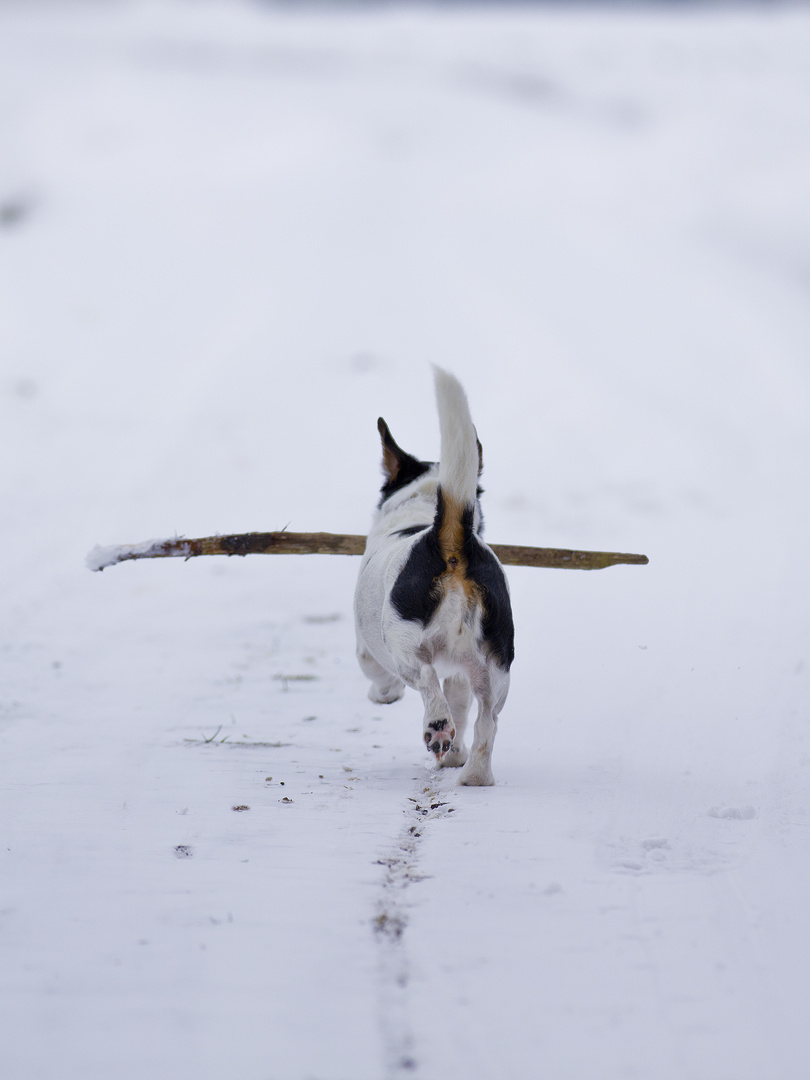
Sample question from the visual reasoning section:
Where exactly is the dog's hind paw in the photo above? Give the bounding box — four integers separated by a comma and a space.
424, 718, 456, 761
438, 744, 468, 769
457, 763, 495, 786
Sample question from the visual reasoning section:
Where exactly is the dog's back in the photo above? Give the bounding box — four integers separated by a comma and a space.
354, 368, 513, 786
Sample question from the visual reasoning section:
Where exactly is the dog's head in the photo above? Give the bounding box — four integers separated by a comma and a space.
376, 416, 485, 511
376, 418, 435, 507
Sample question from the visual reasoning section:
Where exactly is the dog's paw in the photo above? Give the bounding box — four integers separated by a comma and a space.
438, 744, 468, 769
423, 718, 456, 761
457, 762, 495, 787
368, 682, 405, 705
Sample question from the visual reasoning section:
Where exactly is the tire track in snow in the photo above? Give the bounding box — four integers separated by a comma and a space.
372, 779, 455, 1077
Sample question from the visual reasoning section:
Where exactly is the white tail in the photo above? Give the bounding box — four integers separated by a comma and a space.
433, 366, 479, 509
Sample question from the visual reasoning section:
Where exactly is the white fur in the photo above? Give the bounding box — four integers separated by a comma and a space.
354, 368, 511, 786
433, 364, 480, 509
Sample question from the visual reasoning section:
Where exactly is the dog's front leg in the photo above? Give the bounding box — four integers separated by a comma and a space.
357, 646, 405, 705
413, 664, 455, 762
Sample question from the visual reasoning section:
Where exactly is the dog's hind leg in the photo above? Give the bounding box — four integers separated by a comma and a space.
438, 674, 470, 768
413, 664, 456, 762
357, 646, 405, 704
458, 667, 510, 787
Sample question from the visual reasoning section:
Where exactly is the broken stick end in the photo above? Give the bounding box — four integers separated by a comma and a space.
86, 545, 120, 572
85, 538, 188, 572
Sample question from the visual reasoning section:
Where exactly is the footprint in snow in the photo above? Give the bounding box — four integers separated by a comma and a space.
708, 805, 757, 820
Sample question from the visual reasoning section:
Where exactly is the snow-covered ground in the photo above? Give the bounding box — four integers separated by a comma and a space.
2, 2, 810, 1077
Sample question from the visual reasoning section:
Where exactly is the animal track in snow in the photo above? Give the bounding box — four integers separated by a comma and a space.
640, 837, 671, 851
708, 804, 757, 820
372, 781, 455, 1077
607, 834, 729, 876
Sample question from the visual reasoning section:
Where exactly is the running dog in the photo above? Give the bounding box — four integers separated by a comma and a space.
354, 367, 514, 786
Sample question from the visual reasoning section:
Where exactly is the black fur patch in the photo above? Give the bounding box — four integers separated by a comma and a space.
393, 525, 431, 538
451, 502, 514, 669
464, 537, 515, 671
378, 458, 432, 507
390, 530, 446, 627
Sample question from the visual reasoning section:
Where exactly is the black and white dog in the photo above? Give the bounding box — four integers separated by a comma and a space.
354, 368, 514, 786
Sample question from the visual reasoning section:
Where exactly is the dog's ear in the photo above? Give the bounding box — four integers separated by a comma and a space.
378, 417, 420, 483
476, 433, 484, 476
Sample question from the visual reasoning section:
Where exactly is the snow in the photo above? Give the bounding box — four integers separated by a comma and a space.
2, 1, 810, 1078
85, 538, 191, 571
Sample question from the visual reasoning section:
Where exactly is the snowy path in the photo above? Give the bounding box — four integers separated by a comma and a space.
2, 3, 810, 1078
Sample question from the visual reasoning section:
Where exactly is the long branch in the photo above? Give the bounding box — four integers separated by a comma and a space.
87, 531, 648, 572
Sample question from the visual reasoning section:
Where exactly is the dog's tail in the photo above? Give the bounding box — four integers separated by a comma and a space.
433, 366, 481, 567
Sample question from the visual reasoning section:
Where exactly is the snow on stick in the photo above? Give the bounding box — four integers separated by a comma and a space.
86, 531, 648, 572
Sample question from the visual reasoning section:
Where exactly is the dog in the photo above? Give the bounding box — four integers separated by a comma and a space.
354, 367, 514, 786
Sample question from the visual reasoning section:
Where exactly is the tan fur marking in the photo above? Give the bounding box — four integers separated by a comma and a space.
438, 492, 480, 605
380, 441, 400, 482
438, 493, 466, 560
377, 419, 401, 481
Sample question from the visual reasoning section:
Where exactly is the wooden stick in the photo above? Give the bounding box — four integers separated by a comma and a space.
490, 543, 648, 571
87, 531, 648, 573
